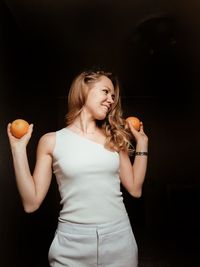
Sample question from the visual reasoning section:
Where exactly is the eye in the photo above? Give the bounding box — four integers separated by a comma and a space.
111, 94, 115, 101
102, 89, 109, 94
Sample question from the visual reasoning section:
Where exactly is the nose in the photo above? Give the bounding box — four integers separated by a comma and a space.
107, 94, 114, 104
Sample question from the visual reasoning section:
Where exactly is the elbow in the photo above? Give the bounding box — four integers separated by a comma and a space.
130, 188, 142, 198
23, 202, 40, 213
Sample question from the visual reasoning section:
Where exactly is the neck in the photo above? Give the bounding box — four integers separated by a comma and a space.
73, 115, 97, 135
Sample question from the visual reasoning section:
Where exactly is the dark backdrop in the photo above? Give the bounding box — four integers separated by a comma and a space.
1, 0, 200, 266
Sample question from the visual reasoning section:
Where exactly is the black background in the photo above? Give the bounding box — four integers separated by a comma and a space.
0, 0, 200, 266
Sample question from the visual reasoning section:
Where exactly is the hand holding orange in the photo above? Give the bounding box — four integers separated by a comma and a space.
126, 116, 141, 131
10, 119, 30, 138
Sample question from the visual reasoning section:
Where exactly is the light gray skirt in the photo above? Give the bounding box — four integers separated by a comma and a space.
48, 217, 138, 267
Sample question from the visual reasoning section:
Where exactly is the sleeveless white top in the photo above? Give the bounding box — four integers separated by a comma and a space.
52, 128, 128, 224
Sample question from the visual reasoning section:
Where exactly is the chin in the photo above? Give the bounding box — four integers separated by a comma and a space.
95, 113, 107, 121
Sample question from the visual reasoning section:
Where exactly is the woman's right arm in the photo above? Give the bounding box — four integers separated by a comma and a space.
7, 123, 55, 213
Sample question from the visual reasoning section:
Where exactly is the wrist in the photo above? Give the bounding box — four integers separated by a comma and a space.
135, 143, 148, 152
11, 144, 27, 154
135, 151, 148, 156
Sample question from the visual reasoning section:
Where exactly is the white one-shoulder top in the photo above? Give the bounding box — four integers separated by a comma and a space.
52, 128, 128, 224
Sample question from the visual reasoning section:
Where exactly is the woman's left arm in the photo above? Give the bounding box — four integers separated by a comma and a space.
119, 121, 148, 198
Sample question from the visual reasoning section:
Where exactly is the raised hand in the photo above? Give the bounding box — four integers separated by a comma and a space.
126, 120, 148, 145
7, 123, 34, 149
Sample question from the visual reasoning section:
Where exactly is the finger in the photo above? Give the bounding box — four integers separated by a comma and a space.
126, 119, 134, 129
27, 124, 34, 134
20, 124, 33, 141
7, 123, 11, 133
140, 122, 143, 130
7, 123, 19, 142
139, 121, 145, 133
7, 123, 13, 138
128, 121, 139, 134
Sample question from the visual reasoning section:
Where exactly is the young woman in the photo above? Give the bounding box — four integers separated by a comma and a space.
7, 70, 148, 267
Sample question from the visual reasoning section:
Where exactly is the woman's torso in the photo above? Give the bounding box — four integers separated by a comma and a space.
52, 127, 128, 224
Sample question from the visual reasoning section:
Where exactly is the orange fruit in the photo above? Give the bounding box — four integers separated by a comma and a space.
126, 116, 141, 131
10, 119, 29, 138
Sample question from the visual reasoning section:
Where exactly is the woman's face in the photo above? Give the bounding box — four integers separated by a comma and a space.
83, 75, 115, 120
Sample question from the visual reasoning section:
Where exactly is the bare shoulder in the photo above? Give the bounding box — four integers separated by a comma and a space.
37, 132, 56, 155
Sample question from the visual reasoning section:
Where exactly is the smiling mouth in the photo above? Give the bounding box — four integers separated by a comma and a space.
101, 105, 109, 112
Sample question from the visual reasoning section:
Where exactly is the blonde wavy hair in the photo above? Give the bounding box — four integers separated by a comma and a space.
65, 70, 134, 154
